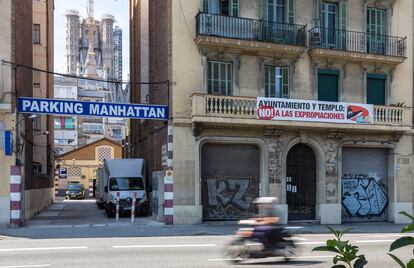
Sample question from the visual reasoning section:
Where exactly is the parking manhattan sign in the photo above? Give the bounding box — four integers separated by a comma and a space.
17, 97, 168, 120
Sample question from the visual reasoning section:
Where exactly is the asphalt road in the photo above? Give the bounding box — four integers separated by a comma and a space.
0, 233, 411, 268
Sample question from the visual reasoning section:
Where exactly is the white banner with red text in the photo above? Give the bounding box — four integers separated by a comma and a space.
257, 97, 374, 124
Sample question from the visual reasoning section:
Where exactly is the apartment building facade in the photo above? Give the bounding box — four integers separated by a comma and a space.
0, 0, 54, 226
131, 0, 413, 224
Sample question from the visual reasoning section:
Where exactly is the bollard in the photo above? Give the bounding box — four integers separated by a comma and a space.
131, 193, 136, 224
115, 192, 120, 222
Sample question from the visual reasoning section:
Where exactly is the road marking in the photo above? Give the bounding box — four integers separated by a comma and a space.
112, 244, 216, 249
0, 265, 51, 268
354, 239, 394, 243
208, 255, 334, 261
0, 246, 87, 252
292, 237, 308, 241
296, 241, 325, 245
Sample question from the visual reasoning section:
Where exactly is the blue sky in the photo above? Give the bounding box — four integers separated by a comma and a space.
54, 0, 129, 80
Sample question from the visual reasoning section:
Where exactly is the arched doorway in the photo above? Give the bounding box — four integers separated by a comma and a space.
286, 144, 316, 221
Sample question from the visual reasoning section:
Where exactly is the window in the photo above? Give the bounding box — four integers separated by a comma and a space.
208, 61, 233, 95
367, 74, 386, 105
321, 2, 337, 48
265, 66, 289, 98
33, 24, 41, 44
33, 162, 42, 174
262, 0, 295, 24
109, 177, 145, 191
96, 146, 113, 161
54, 117, 75, 130
318, 69, 339, 102
203, 0, 239, 16
111, 128, 122, 138
54, 139, 76, 145
367, 8, 386, 55
83, 123, 103, 134
268, 0, 285, 23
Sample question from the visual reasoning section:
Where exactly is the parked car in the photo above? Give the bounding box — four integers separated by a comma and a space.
65, 184, 85, 199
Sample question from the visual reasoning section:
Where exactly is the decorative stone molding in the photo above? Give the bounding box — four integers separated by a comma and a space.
392, 132, 403, 143
192, 123, 202, 138
263, 127, 283, 138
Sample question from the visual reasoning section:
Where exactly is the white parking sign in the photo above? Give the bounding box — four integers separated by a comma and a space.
59, 167, 67, 178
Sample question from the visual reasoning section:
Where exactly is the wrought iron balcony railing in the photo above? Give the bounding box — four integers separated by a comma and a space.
196, 12, 307, 47
309, 26, 406, 57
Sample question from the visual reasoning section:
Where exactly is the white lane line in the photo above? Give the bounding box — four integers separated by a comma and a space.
112, 244, 216, 249
0, 265, 51, 268
354, 239, 394, 243
296, 239, 394, 245
292, 237, 308, 241
208, 255, 334, 261
0, 246, 87, 252
296, 241, 325, 245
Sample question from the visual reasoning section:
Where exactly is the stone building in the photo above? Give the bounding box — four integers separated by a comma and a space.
61, 9, 128, 148
0, 0, 54, 226
55, 138, 122, 197
130, 0, 413, 224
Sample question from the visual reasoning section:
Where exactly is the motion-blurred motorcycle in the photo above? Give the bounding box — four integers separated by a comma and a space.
225, 197, 296, 263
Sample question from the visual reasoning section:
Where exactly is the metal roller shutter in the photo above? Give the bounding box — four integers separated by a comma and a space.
342, 148, 388, 222
201, 143, 260, 221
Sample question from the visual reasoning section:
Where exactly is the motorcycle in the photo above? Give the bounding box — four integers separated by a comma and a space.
225, 197, 297, 264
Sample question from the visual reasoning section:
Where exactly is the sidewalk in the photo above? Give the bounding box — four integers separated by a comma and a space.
0, 220, 408, 240
0, 199, 408, 239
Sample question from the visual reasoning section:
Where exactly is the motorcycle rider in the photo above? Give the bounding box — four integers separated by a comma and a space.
249, 197, 283, 250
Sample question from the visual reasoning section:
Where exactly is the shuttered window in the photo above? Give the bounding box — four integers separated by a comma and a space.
338, 1, 347, 49
262, 0, 294, 24
208, 61, 233, 96
265, 66, 289, 98
33, 24, 41, 44
318, 69, 339, 102
367, 7, 386, 54
367, 73, 386, 105
317, 1, 347, 49
203, 0, 239, 16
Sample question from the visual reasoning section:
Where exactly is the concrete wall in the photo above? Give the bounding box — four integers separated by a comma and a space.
24, 188, 54, 220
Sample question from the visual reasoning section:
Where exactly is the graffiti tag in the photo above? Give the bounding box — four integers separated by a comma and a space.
207, 178, 253, 210
205, 178, 256, 219
342, 175, 388, 217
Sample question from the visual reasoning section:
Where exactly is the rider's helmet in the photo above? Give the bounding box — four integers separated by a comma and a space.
253, 197, 279, 217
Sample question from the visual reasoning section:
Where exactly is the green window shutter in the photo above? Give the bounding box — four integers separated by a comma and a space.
367, 74, 386, 105
315, 0, 321, 26
318, 70, 339, 102
208, 61, 233, 96
202, 0, 208, 12
265, 66, 290, 98
285, 0, 294, 24
262, 0, 269, 21
338, 1, 347, 49
339, 2, 347, 30
230, 0, 239, 17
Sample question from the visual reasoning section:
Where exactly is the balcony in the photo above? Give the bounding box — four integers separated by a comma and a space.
195, 13, 306, 58
308, 27, 406, 66
191, 94, 411, 133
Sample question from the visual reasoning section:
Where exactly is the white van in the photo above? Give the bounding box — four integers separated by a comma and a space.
96, 159, 147, 218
